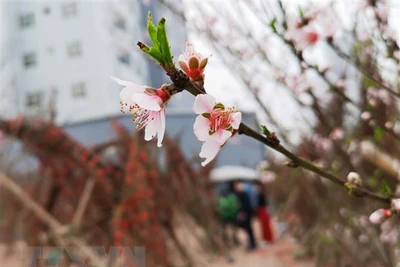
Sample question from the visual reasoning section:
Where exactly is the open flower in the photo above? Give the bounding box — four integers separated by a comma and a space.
193, 94, 241, 166
112, 77, 170, 147
369, 209, 392, 225
178, 42, 208, 81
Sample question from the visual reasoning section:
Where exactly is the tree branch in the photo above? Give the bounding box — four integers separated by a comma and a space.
0, 172, 106, 267
162, 67, 391, 205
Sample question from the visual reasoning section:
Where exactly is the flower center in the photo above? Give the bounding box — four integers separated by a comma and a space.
209, 108, 236, 134
120, 101, 151, 130
306, 31, 319, 44
155, 88, 171, 104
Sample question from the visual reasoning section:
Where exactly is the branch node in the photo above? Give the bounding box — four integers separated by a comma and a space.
284, 160, 299, 168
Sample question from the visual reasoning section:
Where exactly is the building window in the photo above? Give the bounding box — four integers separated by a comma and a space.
67, 41, 81, 57
62, 2, 77, 18
71, 82, 86, 98
43, 7, 51, 15
118, 52, 130, 66
26, 91, 43, 109
23, 52, 37, 68
19, 13, 35, 29
114, 16, 126, 31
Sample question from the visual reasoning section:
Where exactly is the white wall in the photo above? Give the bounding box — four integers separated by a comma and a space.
0, 1, 150, 124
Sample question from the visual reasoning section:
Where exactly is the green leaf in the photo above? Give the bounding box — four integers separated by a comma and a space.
140, 46, 164, 64
147, 12, 160, 49
362, 76, 378, 88
269, 18, 277, 33
382, 181, 393, 197
320, 234, 335, 244
373, 126, 384, 142
298, 7, 304, 20
367, 176, 378, 188
157, 17, 173, 68
261, 125, 271, 136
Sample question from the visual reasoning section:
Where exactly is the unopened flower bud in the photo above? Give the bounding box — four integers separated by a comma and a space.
384, 121, 393, 129
391, 198, 400, 212
361, 111, 371, 121
178, 42, 209, 82
330, 127, 344, 141
369, 209, 392, 224
368, 120, 376, 127
347, 172, 362, 186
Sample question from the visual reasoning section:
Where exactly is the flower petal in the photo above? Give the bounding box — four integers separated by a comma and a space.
179, 61, 189, 73
133, 93, 162, 111
231, 112, 242, 129
111, 77, 145, 93
119, 87, 138, 106
193, 94, 215, 114
157, 109, 166, 147
199, 139, 221, 166
193, 115, 210, 142
144, 111, 159, 141
214, 129, 232, 144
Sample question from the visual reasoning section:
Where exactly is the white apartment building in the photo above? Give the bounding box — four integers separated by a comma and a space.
0, 1, 151, 124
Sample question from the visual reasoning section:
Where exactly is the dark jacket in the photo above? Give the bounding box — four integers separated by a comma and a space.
235, 191, 253, 217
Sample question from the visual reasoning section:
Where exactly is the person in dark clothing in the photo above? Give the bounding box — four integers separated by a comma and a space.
231, 181, 257, 251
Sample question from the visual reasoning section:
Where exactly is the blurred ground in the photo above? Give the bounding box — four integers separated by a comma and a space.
207, 236, 314, 267
205, 219, 314, 267
0, 217, 315, 267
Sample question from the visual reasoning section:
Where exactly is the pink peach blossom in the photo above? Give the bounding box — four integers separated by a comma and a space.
330, 127, 345, 141
193, 94, 241, 166
112, 77, 170, 147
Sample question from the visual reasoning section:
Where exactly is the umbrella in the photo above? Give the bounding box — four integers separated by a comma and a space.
210, 165, 260, 183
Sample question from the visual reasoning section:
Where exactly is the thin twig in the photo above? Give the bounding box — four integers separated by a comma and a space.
71, 176, 96, 228
162, 68, 391, 205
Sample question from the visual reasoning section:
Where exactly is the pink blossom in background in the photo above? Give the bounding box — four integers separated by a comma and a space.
292, 26, 321, 50
385, 121, 393, 129
335, 79, 345, 88
369, 209, 392, 224
330, 127, 345, 141
314, 136, 333, 152
260, 171, 277, 184
193, 94, 242, 166
112, 77, 170, 147
285, 74, 309, 94
367, 87, 391, 105
380, 221, 397, 244
391, 199, 400, 212
361, 111, 372, 121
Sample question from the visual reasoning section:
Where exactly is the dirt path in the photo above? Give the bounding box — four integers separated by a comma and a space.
207, 236, 314, 267
205, 220, 315, 267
